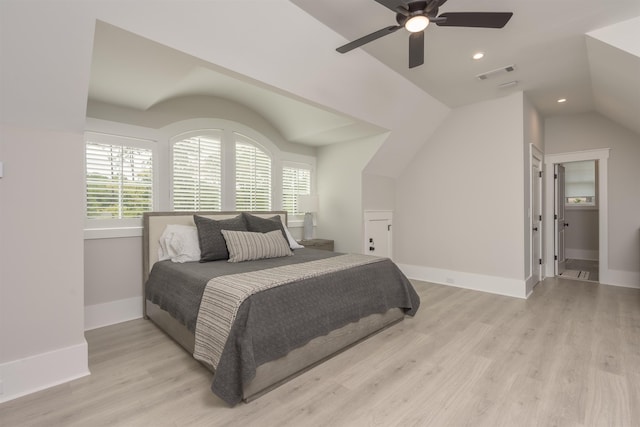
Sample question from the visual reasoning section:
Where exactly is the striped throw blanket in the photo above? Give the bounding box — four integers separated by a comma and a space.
193, 253, 384, 370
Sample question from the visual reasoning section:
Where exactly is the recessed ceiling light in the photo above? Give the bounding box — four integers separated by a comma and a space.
473, 52, 484, 60
557, 98, 567, 103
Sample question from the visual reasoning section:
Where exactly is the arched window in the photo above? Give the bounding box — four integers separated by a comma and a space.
172, 131, 222, 211
85, 117, 315, 238
234, 132, 272, 211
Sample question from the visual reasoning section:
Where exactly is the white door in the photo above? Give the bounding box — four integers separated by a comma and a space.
532, 159, 542, 284
364, 211, 392, 258
554, 164, 567, 275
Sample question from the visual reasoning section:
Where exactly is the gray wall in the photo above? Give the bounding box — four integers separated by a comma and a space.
84, 237, 143, 306
564, 209, 599, 260
545, 112, 640, 280
362, 173, 396, 212
394, 93, 527, 289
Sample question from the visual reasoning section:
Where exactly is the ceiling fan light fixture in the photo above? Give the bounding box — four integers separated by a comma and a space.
405, 15, 429, 33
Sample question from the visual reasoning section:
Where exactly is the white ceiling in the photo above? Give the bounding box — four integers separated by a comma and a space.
89, 22, 386, 146
88, 0, 640, 144
292, 0, 640, 131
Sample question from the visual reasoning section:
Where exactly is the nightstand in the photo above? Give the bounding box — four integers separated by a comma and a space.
298, 238, 334, 251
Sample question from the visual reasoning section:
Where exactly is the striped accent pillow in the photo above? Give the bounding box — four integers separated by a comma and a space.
221, 229, 293, 263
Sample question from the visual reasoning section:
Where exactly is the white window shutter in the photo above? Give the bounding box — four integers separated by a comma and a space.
86, 141, 153, 219
172, 134, 222, 211
282, 166, 311, 215
235, 134, 272, 211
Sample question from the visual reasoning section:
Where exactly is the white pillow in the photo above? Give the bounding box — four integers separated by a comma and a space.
283, 224, 304, 249
158, 224, 201, 263
221, 229, 293, 263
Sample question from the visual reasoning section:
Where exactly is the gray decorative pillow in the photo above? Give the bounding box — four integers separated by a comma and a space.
242, 212, 288, 242
194, 215, 247, 262
221, 229, 293, 263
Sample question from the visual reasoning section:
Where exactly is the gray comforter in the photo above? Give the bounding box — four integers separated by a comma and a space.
145, 248, 420, 405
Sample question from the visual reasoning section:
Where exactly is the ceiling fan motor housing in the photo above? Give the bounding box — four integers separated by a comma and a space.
396, 0, 436, 26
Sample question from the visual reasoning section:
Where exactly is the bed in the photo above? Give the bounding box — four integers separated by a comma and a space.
143, 211, 420, 406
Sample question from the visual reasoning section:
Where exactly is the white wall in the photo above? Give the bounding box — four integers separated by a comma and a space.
395, 93, 528, 298
0, 0, 93, 402
0, 0, 448, 401
88, 96, 316, 158
545, 112, 640, 287
0, 127, 89, 402
316, 136, 385, 253
362, 173, 396, 212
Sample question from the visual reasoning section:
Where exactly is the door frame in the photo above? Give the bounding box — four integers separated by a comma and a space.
554, 163, 567, 275
530, 144, 544, 287
544, 149, 610, 282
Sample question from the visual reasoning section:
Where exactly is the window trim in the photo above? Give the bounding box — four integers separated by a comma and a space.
563, 160, 598, 209
170, 129, 224, 212
84, 118, 316, 239
234, 132, 273, 211
282, 161, 314, 225
84, 130, 157, 239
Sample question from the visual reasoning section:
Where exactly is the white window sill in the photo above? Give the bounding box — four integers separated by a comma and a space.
86, 219, 307, 240
84, 227, 143, 240
565, 205, 598, 211
287, 219, 304, 228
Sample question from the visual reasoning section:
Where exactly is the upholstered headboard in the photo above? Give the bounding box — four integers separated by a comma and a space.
142, 211, 288, 283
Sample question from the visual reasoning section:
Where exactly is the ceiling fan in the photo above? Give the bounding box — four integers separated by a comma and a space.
336, 0, 513, 68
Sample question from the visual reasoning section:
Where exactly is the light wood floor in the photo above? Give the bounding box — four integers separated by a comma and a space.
2, 277, 639, 427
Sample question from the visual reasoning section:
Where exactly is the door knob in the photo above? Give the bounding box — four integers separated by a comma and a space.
533, 227, 538, 231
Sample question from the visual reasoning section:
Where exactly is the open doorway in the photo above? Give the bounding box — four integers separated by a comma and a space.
544, 149, 610, 284
556, 160, 599, 281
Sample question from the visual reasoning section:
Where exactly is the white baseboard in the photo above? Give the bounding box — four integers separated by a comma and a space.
525, 274, 544, 298
601, 269, 640, 289
85, 296, 143, 331
398, 264, 528, 299
0, 341, 89, 403
565, 248, 599, 261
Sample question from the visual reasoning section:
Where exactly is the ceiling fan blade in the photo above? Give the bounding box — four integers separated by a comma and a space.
336, 25, 402, 53
409, 31, 424, 68
436, 12, 513, 28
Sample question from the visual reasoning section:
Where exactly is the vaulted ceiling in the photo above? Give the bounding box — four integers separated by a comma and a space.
88, 0, 640, 144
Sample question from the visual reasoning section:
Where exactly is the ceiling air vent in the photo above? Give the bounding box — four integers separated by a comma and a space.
476, 64, 516, 81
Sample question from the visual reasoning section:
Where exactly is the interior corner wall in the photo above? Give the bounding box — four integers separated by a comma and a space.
394, 93, 527, 298
0, 0, 92, 402
316, 136, 385, 254
0, 126, 89, 402
545, 112, 640, 288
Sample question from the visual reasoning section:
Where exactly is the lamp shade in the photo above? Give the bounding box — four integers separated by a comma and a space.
297, 194, 318, 213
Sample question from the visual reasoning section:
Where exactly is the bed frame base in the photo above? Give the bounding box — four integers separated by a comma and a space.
146, 300, 403, 402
